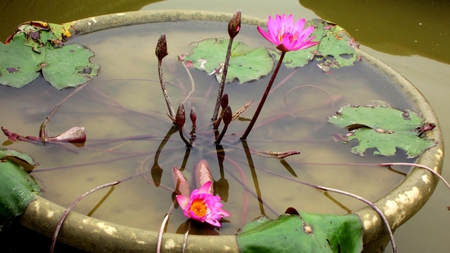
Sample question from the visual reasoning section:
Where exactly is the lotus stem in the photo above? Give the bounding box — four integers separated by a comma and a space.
175, 104, 191, 147
213, 94, 229, 130
212, 10, 241, 121
215, 106, 232, 144
155, 33, 175, 118
241, 51, 287, 139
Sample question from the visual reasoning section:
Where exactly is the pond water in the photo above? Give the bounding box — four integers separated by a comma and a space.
1, 0, 449, 252
1, 20, 414, 235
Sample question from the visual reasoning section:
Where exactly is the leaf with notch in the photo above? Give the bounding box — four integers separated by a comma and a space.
328, 103, 437, 158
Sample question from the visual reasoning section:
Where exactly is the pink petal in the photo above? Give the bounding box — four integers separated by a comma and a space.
198, 181, 212, 194
176, 195, 190, 210
205, 217, 221, 227
195, 160, 214, 193
257, 26, 272, 43
172, 166, 190, 197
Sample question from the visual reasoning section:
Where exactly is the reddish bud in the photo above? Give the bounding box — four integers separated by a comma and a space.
190, 107, 197, 127
220, 94, 229, 109
155, 33, 168, 60
175, 104, 186, 127
228, 9, 242, 39
223, 106, 232, 125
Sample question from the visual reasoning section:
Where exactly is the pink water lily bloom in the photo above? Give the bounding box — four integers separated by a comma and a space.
257, 14, 319, 52
176, 181, 230, 227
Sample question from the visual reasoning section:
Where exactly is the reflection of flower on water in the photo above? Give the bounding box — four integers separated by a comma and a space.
176, 181, 230, 227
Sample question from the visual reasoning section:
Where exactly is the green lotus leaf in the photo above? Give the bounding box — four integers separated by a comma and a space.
183, 38, 273, 84
42, 44, 100, 89
0, 148, 40, 226
0, 34, 43, 88
328, 103, 437, 158
0, 22, 99, 90
237, 212, 363, 253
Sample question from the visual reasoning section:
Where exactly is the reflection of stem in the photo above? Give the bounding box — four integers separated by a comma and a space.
323, 191, 352, 214
242, 140, 265, 216
380, 162, 450, 190
212, 37, 234, 121
179, 147, 191, 172
152, 126, 178, 186
241, 51, 287, 139
86, 186, 116, 216
215, 144, 229, 202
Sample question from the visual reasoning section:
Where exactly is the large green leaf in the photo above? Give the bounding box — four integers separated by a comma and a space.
237, 212, 363, 253
0, 149, 40, 226
182, 38, 273, 84
42, 44, 100, 89
0, 34, 43, 88
328, 103, 437, 158
0, 21, 99, 90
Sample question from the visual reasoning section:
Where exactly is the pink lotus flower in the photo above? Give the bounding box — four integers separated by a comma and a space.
176, 181, 230, 227
257, 14, 319, 52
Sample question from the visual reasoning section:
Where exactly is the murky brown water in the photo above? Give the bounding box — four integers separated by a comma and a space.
1, 0, 449, 252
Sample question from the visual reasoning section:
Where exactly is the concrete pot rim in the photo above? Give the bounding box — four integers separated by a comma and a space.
19, 10, 444, 252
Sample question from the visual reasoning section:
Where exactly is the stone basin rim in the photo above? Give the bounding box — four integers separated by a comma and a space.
18, 9, 444, 253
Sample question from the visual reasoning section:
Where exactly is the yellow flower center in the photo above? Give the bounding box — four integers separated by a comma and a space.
190, 199, 208, 217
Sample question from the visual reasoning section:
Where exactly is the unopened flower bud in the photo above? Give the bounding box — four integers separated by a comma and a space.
223, 106, 232, 125
155, 33, 168, 60
175, 104, 186, 127
220, 94, 229, 109
190, 107, 197, 128
228, 9, 241, 39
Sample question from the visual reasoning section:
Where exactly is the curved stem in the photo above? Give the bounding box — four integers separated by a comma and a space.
241, 51, 287, 139
158, 58, 175, 118
380, 162, 450, 190
49, 180, 120, 253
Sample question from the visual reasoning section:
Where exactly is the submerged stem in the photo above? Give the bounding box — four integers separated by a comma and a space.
241, 51, 287, 139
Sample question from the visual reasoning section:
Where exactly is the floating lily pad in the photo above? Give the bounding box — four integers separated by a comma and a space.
182, 38, 273, 84
237, 212, 363, 253
269, 19, 359, 72
0, 148, 40, 226
328, 103, 437, 158
0, 21, 99, 89
0, 34, 43, 87
42, 44, 99, 89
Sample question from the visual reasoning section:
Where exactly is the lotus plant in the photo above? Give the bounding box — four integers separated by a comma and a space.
241, 14, 319, 139
176, 181, 230, 227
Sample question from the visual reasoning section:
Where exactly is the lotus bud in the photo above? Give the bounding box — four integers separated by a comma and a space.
223, 106, 232, 125
155, 33, 168, 60
220, 94, 229, 109
175, 104, 186, 128
228, 9, 242, 39
190, 107, 197, 128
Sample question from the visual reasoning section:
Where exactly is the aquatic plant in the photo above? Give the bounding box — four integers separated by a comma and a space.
0, 10, 446, 253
